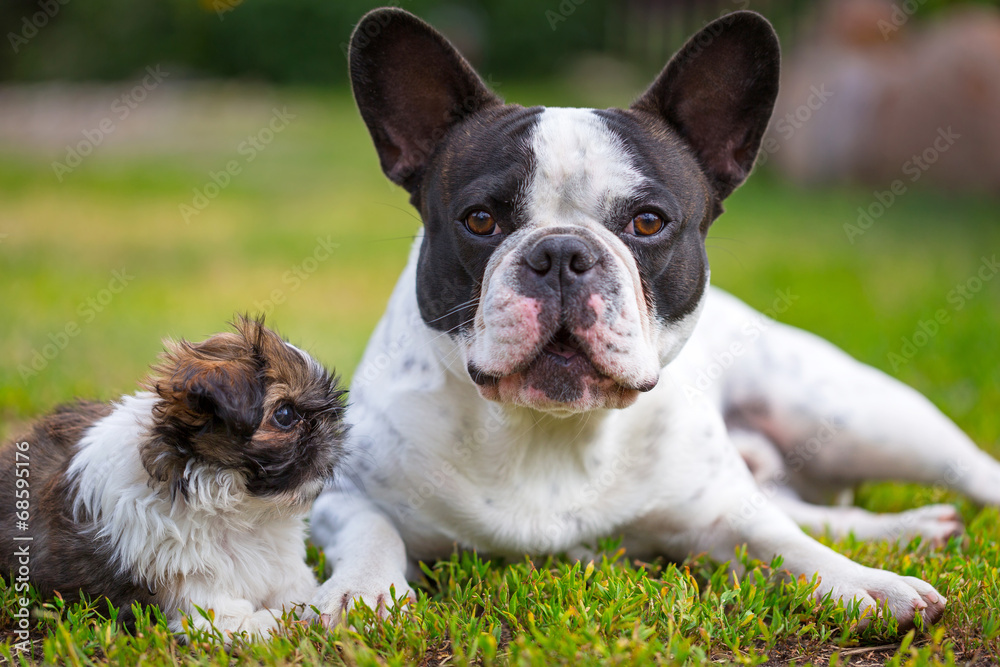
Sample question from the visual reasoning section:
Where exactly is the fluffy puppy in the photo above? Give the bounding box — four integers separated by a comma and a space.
0, 316, 346, 640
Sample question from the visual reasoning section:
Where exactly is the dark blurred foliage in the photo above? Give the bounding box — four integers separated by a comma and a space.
0, 0, 997, 84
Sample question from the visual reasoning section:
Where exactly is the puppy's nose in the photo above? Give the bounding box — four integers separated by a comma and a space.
525, 235, 598, 278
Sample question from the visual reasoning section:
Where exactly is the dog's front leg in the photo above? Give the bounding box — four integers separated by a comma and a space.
722, 499, 945, 630
630, 406, 946, 632
308, 488, 414, 624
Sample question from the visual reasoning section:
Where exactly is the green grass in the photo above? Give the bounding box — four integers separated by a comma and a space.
1, 85, 999, 664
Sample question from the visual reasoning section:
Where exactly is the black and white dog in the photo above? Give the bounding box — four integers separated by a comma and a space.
309, 8, 1000, 630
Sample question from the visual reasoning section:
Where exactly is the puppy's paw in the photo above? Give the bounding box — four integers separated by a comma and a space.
822, 569, 946, 631
235, 609, 284, 638
307, 570, 415, 627
184, 604, 283, 645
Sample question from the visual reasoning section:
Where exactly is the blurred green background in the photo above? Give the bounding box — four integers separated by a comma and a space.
1, 0, 999, 460
0, 0, 815, 83
0, 0, 995, 83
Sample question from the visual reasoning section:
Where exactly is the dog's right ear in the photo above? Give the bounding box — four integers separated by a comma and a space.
631, 11, 780, 204
349, 8, 501, 194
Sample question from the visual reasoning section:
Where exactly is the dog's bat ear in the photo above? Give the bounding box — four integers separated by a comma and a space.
632, 11, 780, 201
349, 8, 501, 194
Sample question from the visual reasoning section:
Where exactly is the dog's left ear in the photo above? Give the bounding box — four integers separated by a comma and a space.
349, 8, 501, 195
632, 11, 780, 202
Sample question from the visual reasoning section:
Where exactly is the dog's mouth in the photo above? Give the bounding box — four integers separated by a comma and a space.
542, 328, 584, 365
467, 323, 656, 412
468, 326, 601, 388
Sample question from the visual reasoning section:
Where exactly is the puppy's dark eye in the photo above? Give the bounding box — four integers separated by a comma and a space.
464, 210, 500, 236
272, 404, 298, 429
625, 213, 665, 237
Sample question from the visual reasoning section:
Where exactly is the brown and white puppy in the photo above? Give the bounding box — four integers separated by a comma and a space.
0, 316, 346, 640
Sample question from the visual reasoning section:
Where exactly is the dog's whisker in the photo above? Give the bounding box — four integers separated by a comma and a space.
376, 202, 423, 224
424, 297, 481, 326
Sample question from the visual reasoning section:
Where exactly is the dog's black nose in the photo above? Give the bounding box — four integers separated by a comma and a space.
525, 235, 598, 278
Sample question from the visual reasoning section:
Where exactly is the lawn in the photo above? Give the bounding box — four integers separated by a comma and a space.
1, 84, 999, 665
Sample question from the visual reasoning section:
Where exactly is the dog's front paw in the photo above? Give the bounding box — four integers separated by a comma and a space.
308, 570, 414, 626
821, 569, 946, 631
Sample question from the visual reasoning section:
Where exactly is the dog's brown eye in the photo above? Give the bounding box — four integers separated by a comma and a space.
626, 212, 665, 237
273, 404, 298, 429
464, 210, 499, 236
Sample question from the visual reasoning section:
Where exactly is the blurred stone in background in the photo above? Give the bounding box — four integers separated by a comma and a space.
3, 0, 999, 193
769, 0, 1000, 193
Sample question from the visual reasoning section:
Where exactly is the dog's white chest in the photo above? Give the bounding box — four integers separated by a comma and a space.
356, 380, 678, 558
405, 445, 640, 556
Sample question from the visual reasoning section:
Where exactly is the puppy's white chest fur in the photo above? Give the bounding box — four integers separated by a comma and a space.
70, 393, 316, 628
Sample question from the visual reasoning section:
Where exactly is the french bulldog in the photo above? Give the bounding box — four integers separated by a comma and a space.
308, 8, 1000, 631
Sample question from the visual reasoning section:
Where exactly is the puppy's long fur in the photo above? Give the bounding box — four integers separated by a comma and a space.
0, 317, 346, 638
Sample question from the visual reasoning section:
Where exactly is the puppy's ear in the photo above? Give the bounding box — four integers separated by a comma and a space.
146, 327, 263, 439
349, 8, 501, 194
632, 11, 780, 201
142, 319, 268, 499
